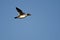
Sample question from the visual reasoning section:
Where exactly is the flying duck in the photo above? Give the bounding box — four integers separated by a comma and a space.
14, 7, 31, 19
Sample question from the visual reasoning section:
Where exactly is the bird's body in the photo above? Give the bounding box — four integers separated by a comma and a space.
15, 7, 31, 19
18, 14, 27, 19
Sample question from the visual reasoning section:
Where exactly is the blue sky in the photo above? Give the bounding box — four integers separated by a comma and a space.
0, 0, 60, 40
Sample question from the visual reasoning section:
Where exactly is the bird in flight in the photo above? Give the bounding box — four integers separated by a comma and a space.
14, 7, 31, 19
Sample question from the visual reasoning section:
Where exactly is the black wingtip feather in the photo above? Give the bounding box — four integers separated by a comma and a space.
16, 7, 23, 13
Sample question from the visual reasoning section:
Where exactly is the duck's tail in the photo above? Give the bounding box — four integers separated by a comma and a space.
14, 17, 18, 19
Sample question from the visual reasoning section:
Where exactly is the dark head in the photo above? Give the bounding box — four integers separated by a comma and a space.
14, 17, 18, 19
27, 13, 31, 16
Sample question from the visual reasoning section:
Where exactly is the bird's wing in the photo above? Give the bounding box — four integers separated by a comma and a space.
16, 7, 24, 15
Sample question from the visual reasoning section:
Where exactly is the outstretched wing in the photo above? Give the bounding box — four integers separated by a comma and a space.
16, 7, 24, 15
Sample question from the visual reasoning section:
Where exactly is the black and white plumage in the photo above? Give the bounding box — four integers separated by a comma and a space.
14, 7, 31, 19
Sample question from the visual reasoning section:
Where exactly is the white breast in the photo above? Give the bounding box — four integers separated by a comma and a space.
19, 15, 27, 18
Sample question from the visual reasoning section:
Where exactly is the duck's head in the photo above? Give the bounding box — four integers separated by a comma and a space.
27, 13, 31, 16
